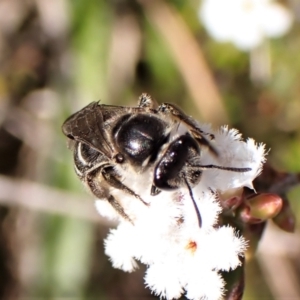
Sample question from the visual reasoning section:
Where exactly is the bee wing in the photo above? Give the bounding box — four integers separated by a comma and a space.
62, 102, 114, 158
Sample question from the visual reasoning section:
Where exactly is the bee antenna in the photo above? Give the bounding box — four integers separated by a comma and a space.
196, 164, 251, 173
183, 176, 202, 228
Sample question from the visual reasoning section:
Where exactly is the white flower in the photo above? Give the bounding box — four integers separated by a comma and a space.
95, 125, 266, 300
199, 0, 293, 50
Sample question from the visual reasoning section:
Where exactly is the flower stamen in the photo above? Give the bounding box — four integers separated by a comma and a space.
186, 240, 197, 254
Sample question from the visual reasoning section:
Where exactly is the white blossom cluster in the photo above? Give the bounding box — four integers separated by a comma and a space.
95, 125, 266, 300
199, 0, 293, 50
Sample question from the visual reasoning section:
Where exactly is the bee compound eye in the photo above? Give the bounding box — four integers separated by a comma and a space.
115, 153, 125, 163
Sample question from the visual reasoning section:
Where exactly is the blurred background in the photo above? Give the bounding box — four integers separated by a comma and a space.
0, 0, 300, 299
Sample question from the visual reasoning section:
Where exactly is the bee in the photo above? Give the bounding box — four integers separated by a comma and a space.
62, 94, 251, 226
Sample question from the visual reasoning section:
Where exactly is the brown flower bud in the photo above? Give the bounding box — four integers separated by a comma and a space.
273, 198, 296, 233
237, 193, 282, 224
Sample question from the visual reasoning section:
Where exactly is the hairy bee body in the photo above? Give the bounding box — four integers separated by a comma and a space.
62, 94, 251, 226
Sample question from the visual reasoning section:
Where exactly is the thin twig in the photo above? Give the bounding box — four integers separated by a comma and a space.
0, 175, 115, 226
139, 0, 228, 124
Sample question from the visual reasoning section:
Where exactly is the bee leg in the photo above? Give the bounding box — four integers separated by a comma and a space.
102, 166, 149, 206
86, 169, 133, 223
191, 130, 218, 157
158, 103, 218, 156
107, 194, 134, 224
138, 93, 158, 109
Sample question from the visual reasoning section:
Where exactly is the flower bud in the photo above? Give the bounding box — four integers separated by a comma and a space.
237, 193, 282, 224
218, 187, 244, 210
